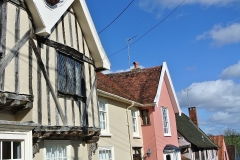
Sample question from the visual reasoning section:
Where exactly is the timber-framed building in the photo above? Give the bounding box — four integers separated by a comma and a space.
0, 0, 110, 159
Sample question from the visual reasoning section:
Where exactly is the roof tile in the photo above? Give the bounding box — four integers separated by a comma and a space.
105, 66, 162, 104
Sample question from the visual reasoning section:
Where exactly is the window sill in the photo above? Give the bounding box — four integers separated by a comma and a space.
164, 134, 172, 137
100, 133, 113, 137
133, 135, 141, 139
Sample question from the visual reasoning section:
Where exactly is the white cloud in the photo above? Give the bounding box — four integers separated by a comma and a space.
139, 0, 238, 12
221, 61, 240, 78
102, 65, 145, 74
178, 80, 240, 110
177, 79, 240, 134
197, 23, 240, 46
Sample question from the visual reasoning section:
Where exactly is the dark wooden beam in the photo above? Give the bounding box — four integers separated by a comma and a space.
0, 29, 30, 74
15, 7, 20, 93
37, 36, 93, 65
29, 38, 67, 125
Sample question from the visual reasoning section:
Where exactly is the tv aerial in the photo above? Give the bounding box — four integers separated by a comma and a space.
126, 35, 137, 69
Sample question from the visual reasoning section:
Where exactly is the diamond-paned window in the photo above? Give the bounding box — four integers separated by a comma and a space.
58, 53, 83, 96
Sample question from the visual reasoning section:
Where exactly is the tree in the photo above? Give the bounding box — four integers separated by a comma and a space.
223, 128, 240, 152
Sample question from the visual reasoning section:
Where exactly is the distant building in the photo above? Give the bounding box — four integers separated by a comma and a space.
227, 145, 240, 160
209, 135, 229, 160
176, 107, 219, 160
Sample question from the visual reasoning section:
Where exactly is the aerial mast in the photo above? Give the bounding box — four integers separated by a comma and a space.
126, 35, 137, 69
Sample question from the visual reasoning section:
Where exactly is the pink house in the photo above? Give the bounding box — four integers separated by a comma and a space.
107, 62, 182, 160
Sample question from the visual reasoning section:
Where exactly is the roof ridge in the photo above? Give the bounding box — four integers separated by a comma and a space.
106, 66, 162, 75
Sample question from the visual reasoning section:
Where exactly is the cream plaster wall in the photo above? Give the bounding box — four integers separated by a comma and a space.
92, 96, 143, 160
3, 3, 97, 127
34, 140, 89, 160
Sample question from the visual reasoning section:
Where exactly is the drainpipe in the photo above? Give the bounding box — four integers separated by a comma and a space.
126, 101, 134, 160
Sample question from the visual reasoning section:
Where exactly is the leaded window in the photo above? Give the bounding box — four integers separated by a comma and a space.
58, 53, 83, 96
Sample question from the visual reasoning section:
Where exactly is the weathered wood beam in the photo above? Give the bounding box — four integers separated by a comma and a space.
5, 0, 26, 10
0, 29, 30, 74
29, 38, 67, 125
37, 36, 94, 65
15, 7, 20, 93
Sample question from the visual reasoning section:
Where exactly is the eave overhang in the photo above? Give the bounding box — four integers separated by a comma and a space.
98, 89, 156, 107
33, 126, 100, 143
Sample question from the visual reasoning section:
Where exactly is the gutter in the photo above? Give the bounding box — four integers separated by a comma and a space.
97, 89, 156, 107
126, 101, 134, 160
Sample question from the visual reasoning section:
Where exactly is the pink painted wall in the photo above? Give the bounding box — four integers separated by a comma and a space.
141, 78, 179, 160
223, 139, 229, 160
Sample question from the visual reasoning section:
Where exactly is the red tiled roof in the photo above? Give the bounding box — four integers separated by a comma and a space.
103, 66, 162, 104
97, 72, 138, 102
209, 135, 225, 160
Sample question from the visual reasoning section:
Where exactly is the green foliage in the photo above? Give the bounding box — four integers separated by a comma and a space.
223, 128, 240, 153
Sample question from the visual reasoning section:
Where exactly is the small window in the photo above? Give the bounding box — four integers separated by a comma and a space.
141, 109, 150, 125
58, 53, 83, 96
99, 147, 114, 160
45, 141, 70, 160
99, 101, 109, 134
166, 155, 171, 160
131, 110, 139, 136
0, 141, 22, 160
162, 107, 171, 136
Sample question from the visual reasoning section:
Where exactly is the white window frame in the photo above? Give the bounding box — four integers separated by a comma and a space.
44, 140, 71, 160
163, 152, 181, 160
131, 110, 140, 138
161, 107, 171, 136
99, 101, 111, 136
0, 131, 32, 160
98, 146, 114, 160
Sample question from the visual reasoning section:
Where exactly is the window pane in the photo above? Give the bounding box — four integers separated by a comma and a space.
2, 141, 11, 159
75, 62, 82, 95
58, 54, 67, 92
46, 146, 52, 159
67, 58, 75, 93
13, 142, 21, 159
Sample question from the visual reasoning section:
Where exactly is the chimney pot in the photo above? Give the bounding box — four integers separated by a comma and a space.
188, 107, 198, 127
133, 62, 139, 69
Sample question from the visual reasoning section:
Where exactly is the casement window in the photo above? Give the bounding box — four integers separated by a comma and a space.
162, 107, 171, 136
45, 141, 70, 160
99, 101, 110, 135
99, 147, 114, 160
58, 53, 83, 96
131, 110, 139, 136
141, 109, 150, 125
0, 141, 22, 160
0, 132, 32, 160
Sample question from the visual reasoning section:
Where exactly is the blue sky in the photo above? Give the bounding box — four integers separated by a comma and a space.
86, 0, 240, 135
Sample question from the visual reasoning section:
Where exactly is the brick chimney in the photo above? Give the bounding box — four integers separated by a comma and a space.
133, 62, 139, 69
188, 107, 198, 127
